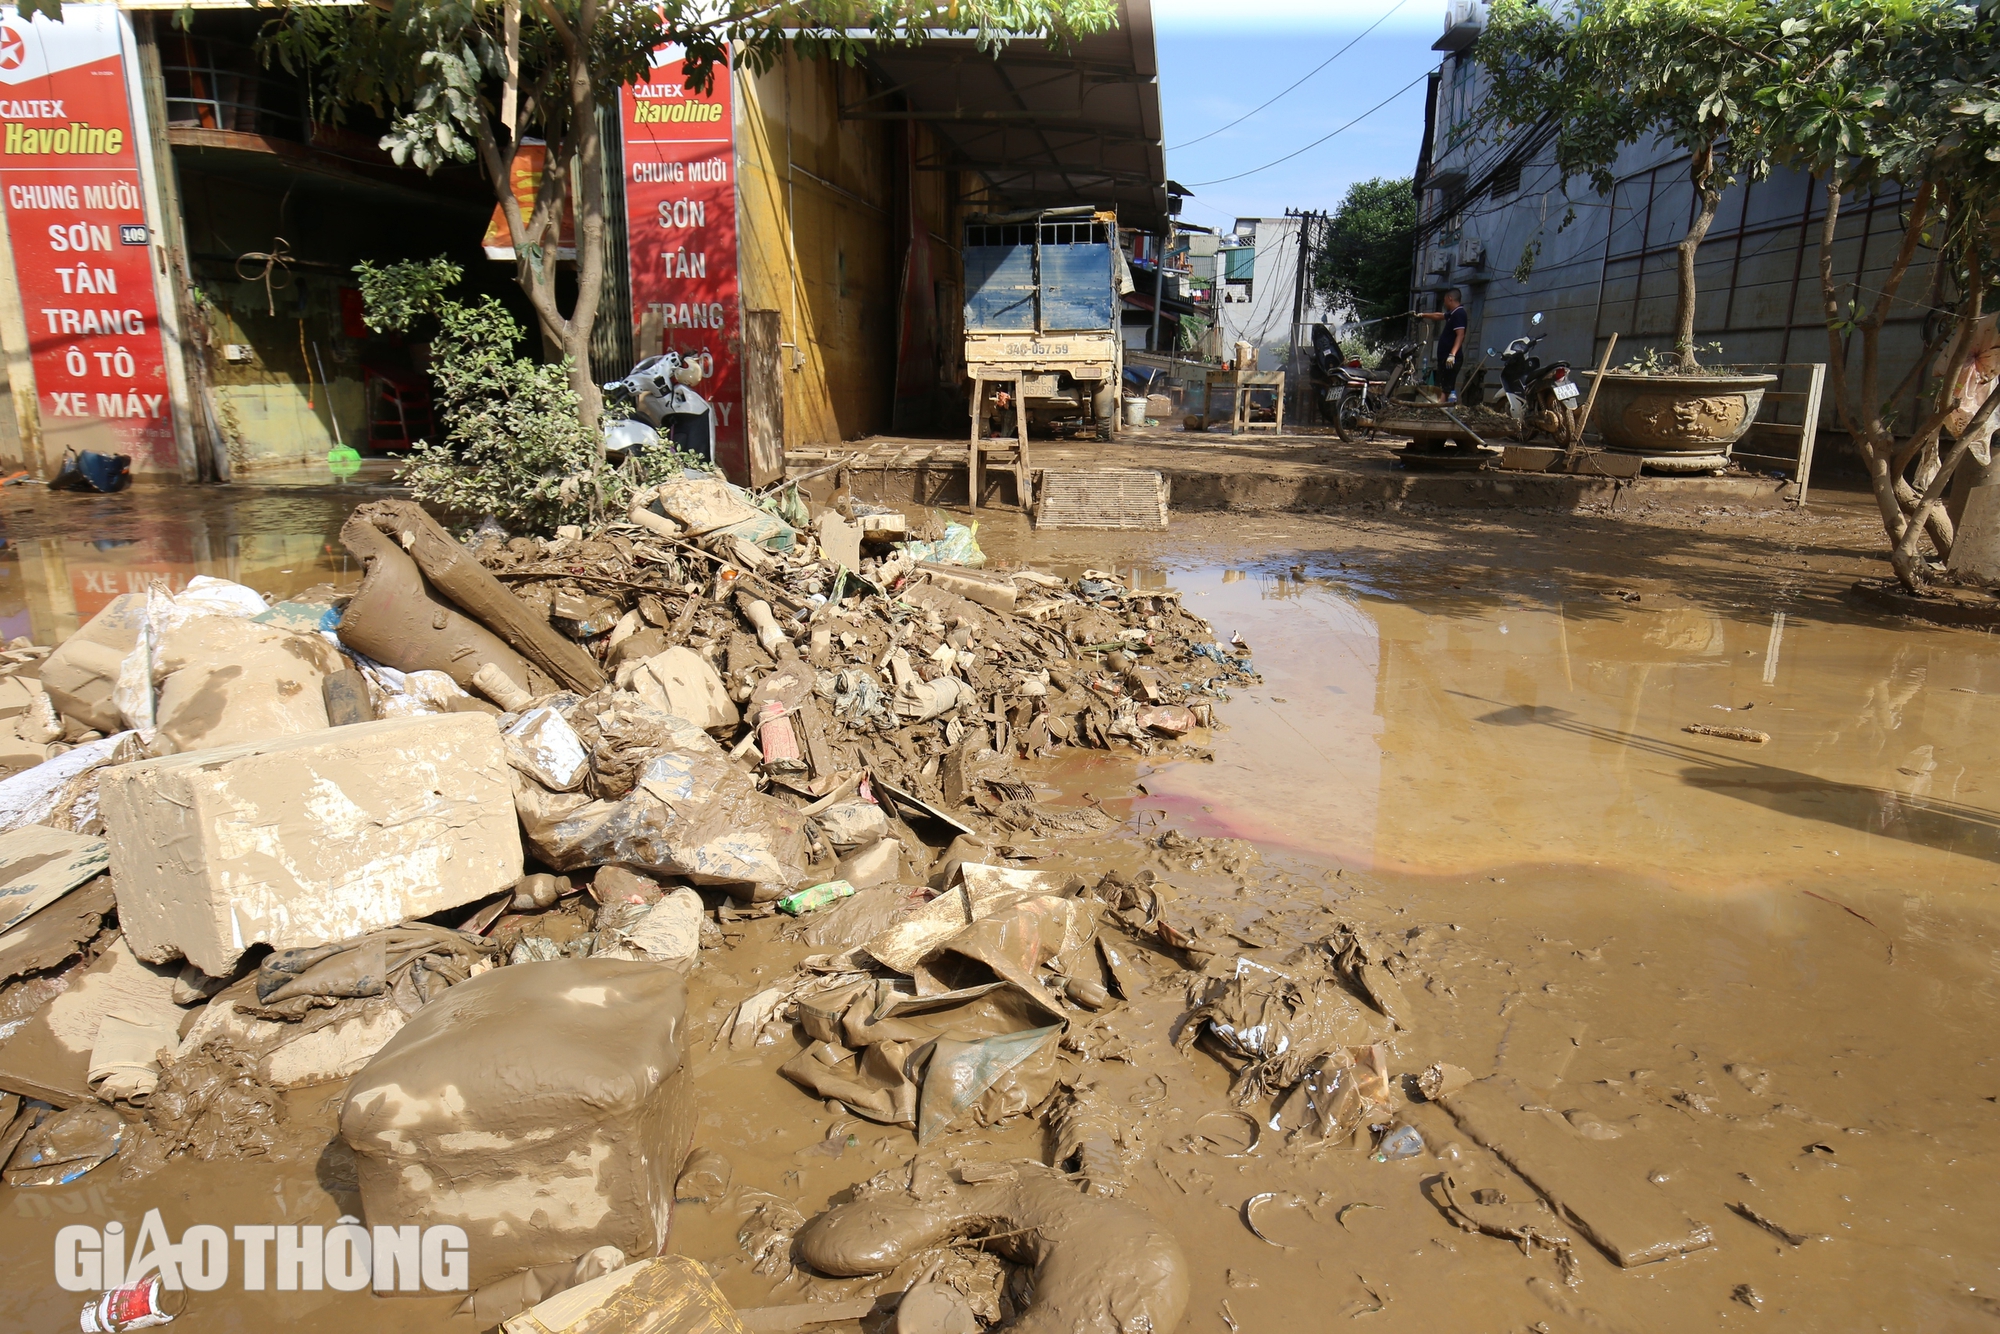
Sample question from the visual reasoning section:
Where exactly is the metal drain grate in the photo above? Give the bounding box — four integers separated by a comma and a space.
1032, 468, 1169, 529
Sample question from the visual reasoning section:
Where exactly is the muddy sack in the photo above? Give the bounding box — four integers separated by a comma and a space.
797, 1163, 1188, 1334
48, 448, 130, 494
341, 959, 695, 1290
648, 472, 796, 552
338, 514, 546, 698
915, 1025, 1062, 1143
4, 1103, 125, 1186
149, 616, 349, 755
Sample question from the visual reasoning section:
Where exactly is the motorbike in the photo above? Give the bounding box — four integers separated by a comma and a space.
1310, 324, 1420, 442
1492, 312, 1580, 446
601, 349, 715, 462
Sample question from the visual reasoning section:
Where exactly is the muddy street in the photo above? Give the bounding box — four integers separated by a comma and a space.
0, 485, 1996, 1332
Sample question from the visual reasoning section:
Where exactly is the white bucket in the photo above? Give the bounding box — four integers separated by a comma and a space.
1123, 396, 1148, 426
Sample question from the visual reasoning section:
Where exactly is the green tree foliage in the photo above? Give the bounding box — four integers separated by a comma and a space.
1315, 177, 1416, 348
251, 0, 1120, 436
353, 256, 464, 335
1477, 0, 1785, 371
1479, 0, 2000, 589
358, 258, 696, 531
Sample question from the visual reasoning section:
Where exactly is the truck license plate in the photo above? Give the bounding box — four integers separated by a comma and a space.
1553, 380, 1581, 402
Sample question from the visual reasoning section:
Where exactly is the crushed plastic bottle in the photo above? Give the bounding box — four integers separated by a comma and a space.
1374, 1125, 1425, 1161
777, 879, 856, 916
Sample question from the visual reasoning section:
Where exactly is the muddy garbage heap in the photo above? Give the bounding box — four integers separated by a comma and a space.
0, 470, 1279, 1329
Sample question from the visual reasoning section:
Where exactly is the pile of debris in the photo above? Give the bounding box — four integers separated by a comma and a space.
0, 467, 1281, 1328
465, 474, 1254, 802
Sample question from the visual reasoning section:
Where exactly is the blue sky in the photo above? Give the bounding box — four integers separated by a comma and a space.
1153, 0, 1446, 230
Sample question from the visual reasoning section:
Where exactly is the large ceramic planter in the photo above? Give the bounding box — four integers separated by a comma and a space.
1582, 371, 1776, 459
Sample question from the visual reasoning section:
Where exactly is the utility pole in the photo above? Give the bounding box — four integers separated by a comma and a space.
1285, 209, 1316, 425
1147, 230, 1165, 357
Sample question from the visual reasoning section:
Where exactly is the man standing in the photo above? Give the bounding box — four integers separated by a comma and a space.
1417, 288, 1469, 404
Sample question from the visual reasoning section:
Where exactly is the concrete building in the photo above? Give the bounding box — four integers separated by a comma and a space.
1409, 0, 1933, 468
1217, 215, 1336, 373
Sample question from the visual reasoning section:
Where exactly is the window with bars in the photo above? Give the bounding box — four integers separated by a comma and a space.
1490, 162, 1521, 199
163, 33, 305, 140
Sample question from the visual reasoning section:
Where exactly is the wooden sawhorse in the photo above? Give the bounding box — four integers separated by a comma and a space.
968, 371, 1035, 511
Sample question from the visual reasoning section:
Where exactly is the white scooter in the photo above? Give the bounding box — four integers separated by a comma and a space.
1490, 312, 1580, 446
602, 349, 715, 462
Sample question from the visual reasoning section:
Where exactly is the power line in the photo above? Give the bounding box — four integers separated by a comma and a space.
1186, 70, 1433, 188
1167, 0, 1416, 152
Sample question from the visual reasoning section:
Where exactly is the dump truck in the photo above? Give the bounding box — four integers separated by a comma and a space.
962, 206, 1128, 437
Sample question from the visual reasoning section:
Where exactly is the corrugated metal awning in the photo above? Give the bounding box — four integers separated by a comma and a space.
850, 0, 1166, 230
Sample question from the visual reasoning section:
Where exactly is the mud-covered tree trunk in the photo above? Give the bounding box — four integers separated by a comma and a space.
1673, 141, 1722, 372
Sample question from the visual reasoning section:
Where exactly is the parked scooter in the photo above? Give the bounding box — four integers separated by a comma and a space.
1311, 324, 1420, 442
601, 349, 715, 462
1492, 312, 1580, 446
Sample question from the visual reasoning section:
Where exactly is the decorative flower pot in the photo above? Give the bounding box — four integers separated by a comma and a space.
1581, 371, 1777, 458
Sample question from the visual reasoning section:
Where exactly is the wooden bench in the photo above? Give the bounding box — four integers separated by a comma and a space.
1198, 368, 1286, 434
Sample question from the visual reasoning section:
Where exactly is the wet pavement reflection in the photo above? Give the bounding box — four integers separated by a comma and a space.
1140, 561, 2000, 899
0, 485, 371, 645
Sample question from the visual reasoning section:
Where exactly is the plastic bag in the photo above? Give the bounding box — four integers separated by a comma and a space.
932, 522, 984, 566
899, 522, 985, 569
371, 668, 473, 718
0, 732, 130, 833
513, 695, 808, 900
652, 470, 796, 552
48, 449, 130, 493
762, 482, 811, 531
3, 1103, 124, 1186
112, 577, 274, 734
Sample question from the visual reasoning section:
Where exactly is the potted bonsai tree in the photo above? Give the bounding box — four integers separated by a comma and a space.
1476, 0, 1781, 464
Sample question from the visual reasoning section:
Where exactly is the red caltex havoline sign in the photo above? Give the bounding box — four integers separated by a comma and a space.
0, 6, 174, 470
620, 44, 742, 480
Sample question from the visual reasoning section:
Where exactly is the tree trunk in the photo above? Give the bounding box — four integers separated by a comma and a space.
1813, 178, 2000, 592
1885, 229, 1991, 586
563, 12, 607, 437
469, 0, 608, 442
1889, 380, 2000, 586
1813, 183, 1910, 543
501, 0, 521, 138
1674, 142, 1722, 372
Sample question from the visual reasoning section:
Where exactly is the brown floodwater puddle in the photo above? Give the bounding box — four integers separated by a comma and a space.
1138, 560, 2000, 897
1, 493, 1997, 1331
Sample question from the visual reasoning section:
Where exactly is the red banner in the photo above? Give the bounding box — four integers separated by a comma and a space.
480, 139, 576, 260
620, 45, 742, 479
0, 7, 174, 470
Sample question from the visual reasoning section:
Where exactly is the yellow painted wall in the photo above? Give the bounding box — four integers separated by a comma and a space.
736, 54, 980, 448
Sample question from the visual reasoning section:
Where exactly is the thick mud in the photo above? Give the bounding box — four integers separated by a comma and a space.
3, 486, 1997, 1331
